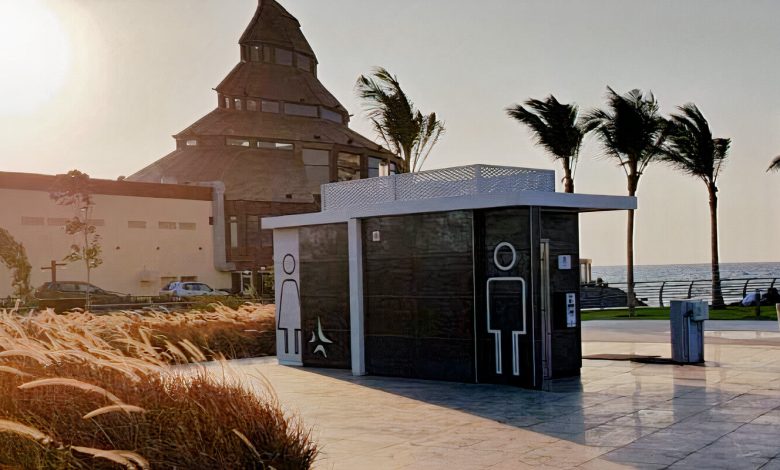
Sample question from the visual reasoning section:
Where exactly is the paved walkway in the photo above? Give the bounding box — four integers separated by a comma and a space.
584, 320, 780, 345
208, 324, 780, 469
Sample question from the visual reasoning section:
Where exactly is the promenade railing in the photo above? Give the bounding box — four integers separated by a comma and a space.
582, 277, 778, 309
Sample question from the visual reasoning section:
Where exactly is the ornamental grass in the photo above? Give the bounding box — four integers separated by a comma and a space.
0, 305, 317, 469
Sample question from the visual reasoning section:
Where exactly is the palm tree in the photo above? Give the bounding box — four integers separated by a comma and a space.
662, 104, 730, 309
356, 67, 445, 173
506, 95, 584, 193
768, 156, 780, 172
583, 87, 668, 316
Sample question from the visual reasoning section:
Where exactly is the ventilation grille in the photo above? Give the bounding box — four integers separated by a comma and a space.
321, 165, 555, 211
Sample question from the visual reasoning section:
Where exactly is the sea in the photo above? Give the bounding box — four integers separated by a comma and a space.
591, 262, 780, 284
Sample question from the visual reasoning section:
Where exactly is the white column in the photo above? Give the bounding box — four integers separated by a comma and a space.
274, 228, 302, 366
348, 218, 366, 376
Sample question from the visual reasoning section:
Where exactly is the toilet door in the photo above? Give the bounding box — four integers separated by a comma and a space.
475, 208, 535, 387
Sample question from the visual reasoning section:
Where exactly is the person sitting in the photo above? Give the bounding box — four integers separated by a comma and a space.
762, 287, 780, 306
741, 290, 761, 307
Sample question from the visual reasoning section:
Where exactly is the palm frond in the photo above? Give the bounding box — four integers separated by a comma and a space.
356, 67, 444, 172
662, 103, 729, 184
506, 95, 583, 180
768, 155, 780, 172
583, 87, 668, 181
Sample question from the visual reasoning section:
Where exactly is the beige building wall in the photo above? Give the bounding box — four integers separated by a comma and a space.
0, 187, 231, 297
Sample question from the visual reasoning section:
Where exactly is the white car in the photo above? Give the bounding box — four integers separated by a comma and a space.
159, 282, 229, 299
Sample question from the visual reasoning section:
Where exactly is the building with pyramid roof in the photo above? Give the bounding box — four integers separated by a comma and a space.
129, 0, 400, 285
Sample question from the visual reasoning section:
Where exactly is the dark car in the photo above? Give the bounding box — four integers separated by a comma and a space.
34, 281, 129, 312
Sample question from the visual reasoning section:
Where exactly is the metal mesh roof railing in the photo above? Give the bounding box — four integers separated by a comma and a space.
321, 165, 556, 211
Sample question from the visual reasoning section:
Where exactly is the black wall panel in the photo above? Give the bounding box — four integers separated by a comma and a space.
299, 224, 351, 369
363, 211, 476, 382
541, 210, 582, 378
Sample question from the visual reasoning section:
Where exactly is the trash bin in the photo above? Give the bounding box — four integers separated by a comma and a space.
670, 300, 708, 364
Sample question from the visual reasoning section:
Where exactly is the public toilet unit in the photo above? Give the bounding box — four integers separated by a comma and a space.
262, 165, 636, 389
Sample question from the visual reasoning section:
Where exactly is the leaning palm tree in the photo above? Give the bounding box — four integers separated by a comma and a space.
506, 95, 584, 193
583, 87, 668, 316
768, 156, 780, 172
662, 104, 729, 309
356, 67, 445, 173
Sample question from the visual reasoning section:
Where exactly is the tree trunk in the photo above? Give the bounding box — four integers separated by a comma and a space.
84, 224, 91, 312
626, 208, 636, 317
563, 159, 574, 193
709, 183, 725, 309
626, 173, 638, 317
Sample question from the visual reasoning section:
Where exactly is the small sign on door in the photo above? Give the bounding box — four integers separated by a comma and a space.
558, 255, 572, 270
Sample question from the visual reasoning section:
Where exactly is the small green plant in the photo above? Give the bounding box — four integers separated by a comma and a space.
0, 227, 32, 299
50, 170, 103, 309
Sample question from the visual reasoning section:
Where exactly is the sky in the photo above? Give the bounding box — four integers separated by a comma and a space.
0, 0, 777, 267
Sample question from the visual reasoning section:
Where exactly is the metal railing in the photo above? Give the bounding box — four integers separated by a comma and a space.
582, 277, 778, 310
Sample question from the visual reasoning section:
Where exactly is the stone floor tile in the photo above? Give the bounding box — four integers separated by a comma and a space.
577, 457, 639, 469
761, 458, 780, 470
517, 441, 615, 467
753, 410, 780, 425
669, 451, 768, 470
608, 409, 682, 428
603, 445, 688, 467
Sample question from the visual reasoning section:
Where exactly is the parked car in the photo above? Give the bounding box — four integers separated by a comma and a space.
159, 282, 229, 300
34, 281, 129, 312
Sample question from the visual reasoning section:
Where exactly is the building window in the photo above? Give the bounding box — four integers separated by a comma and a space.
159, 221, 177, 230
263, 45, 273, 63
275, 48, 293, 66
368, 157, 390, 178
337, 152, 361, 182
186, 140, 198, 146
21, 216, 45, 226
224, 97, 231, 109
250, 46, 261, 62
284, 103, 318, 117
389, 162, 398, 175
227, 138, 251, 147
261, 100, 280, 113
303, 148, 331, 194
260, 229, 273, 248
234, 98, 243, 111
296, 53, 311, 71
247, 215, 259, 246
128, 221, 146, 229
320, 107, 343, 124
229, 216, 239, 249
47, 218, 68, 226
246, 100, 257, 111
179, 222, 197, 231
257, 141, 293, 151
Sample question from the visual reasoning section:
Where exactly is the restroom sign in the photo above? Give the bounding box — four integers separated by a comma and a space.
558, 255, 572, 270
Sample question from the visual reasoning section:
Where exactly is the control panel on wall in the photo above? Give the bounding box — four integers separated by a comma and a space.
566, 293, 577, 328
552, 293, 578, 329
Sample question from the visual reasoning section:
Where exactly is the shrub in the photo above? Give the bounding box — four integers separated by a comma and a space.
0, 306, 317, 469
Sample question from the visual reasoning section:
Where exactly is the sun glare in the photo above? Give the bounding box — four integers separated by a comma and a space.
0, 0, 70, 117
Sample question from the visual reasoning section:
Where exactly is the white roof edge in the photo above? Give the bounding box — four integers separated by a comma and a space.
262, 192, 637, 229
